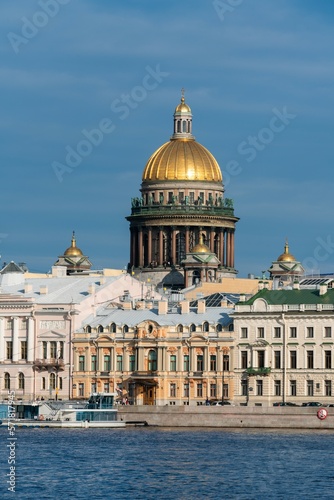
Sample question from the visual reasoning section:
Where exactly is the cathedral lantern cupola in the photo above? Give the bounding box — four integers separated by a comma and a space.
126, 92, 239, 287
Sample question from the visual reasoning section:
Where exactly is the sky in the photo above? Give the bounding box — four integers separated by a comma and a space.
1, 0, 334, 278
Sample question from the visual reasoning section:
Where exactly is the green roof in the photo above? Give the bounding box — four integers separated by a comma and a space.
242, 288, 334, 306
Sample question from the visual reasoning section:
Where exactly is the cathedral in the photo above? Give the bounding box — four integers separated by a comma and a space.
126, 93, 239, 287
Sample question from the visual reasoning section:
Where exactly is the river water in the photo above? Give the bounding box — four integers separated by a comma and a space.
1, 427, 334, 499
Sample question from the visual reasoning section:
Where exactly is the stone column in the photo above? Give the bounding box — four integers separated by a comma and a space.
185, 227, 190, 254
138, 228, 143, 267
148, 227, 152, 265
171, 227, 176, 265
159, 228, 164, 266
210, 229, 215, 253
231, 230, 235, 268
219, 229, 225, 266
12, 317, 19, 362
226, 231, 231, 267
27, 317, 34, 362
130, 228, 136, 267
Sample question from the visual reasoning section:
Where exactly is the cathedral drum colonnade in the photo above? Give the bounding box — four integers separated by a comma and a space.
127, 93, 239, 286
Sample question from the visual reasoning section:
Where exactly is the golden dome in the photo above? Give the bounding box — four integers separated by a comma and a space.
175, 96, 191, 113
64, 232, 83, 257
191, 235, 211, 253
142, 139, 222, 182
277, 241, 296, 262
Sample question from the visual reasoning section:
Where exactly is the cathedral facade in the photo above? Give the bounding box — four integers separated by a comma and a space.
127, 94, 239, 286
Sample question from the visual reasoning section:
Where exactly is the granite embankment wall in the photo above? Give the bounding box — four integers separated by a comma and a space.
118, 406, 334, 429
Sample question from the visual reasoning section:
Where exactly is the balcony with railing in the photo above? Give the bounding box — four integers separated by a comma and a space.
130, 200, 235, 218
33, 358, 65, 371
246, 367, 271, 377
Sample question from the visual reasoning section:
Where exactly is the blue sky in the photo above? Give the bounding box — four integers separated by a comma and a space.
1, 0, 334, 277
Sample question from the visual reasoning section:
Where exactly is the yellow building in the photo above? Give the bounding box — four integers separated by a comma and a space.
72, 298, 235, 406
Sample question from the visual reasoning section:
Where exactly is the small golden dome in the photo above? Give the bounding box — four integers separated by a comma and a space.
191, 235, 211, 253
142, 139, 222, 182
175, 96, 191, 113
277, 241, 296, 262
64, 232, 83, 257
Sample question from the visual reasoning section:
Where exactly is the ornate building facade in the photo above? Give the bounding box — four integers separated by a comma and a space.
127, 94, 239, 286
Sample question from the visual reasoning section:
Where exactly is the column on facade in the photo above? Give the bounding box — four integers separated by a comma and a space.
185, 227, 190, 254
0, 318, 4, 362
226, 230, 231, 267
159, 227, 164, 266
210, 228, 215, 253
98, 345, 104, 373
219, 229, 225, 266
230, 230, 235, 268
130, 228, 136, 267
190, 345, 196, 373
138, 345, 144, 371
27, 317, 34, 362
205, 346, 210, 373
12, 317, 19, 362
138, 228, 143, 267
158, 346, 164, 372
148, 227, 152, 265
177, 346, 182, 372
171, 227, 176, 265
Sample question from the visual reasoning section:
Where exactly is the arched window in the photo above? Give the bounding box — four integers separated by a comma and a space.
216, 323, 223, 333
203, 321, 209, 332
18, 373, 24, 390
110, 323, 116, 333
50, 373, 56, 390
177, 324, 183, 333
59, 377, 63, 390
148, 325, 153, 334
190, 323, 196, 333
148, 350, 157, 371
4, 373, 10, 390
97, 325, 103, 333
229, 323, 234, 332
86, 325, 91, 333
123, 325, 129, 334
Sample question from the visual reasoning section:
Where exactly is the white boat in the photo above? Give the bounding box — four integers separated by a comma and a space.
2, 393, 126, 429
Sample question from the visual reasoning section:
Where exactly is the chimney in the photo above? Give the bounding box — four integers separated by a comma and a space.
158, 300, 168, 315
99, 277, 106, 285
24, 284, 33, 294
39, 285, 48, 295
88, 284, 95, 295
258, 281, 264, 291
319, 283, 328, 296
51, 266, 67, 278
180, 301, 190, 314
122, 301, 132, 310
135, 300, 146, 310
221, 298, 228, 308
293, 281, 300, 290
197, 299, 206, 314
239, 294, 246, 302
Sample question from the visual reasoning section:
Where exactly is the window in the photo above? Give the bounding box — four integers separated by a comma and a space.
129, 354, 135, 371
148, 350, 157, 371
104, 383, 109, 393
257, 327, 264, 339
241, 327, 248, 339
91, 355, 97, 372
210, 383, 217, 398
170, 383, 176, 398
59, 342, 64, 359
78, 355, 85, 371
6, 341, 13, 360
110, 323, 116, 333
258, 350, 265, 368
290, 380, 297, 397
184, 383, 189, 398
325, 351, 332, 370
306, 327, 314, 338
325, 327, 332, 338
116, 355, 123, 371
210, 355, 217, 371
223, 384, 229, 399
274, 351, 281, 369
43, 341, 47, 359
170, 355, 177, 371
274, 380, 281, 396
290, 351, 297, 369
123, 325, 129, 333
7, 319, 13, 329
203, 321, 209, 332
256, 380, 263, 396
241, 380, 248, 396
97, 325, 103, 333
196, 355, 203, 371
325, 380, 332, 397
148, 325, 153, 334
274, 327, 281, 339
50, 341, 57, 358
91, 383, 97, 393
4, 373, 10, 390
216, 324, 223, 333
42, 377, 46, 390
223, 355, 229, 371
168, 191, 173, 203
189, 192, 194, 204
307, 380, 314, 397
241, 351, 248, 369
21, 341, 27, 360
78, 383, 84, 397
59, 377, 63, 390
18, 373, 24, 389
177, 324, 183, 333
190, 324, 196, 333
307, 351, 314, 369
50, 373, 56, 390
183, 355, 189, 372
104, 355, 111, 371
21, 318, 27, 330
197, 383, 203, 398
86, 325, 91, 333
290, 327, 297, 338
